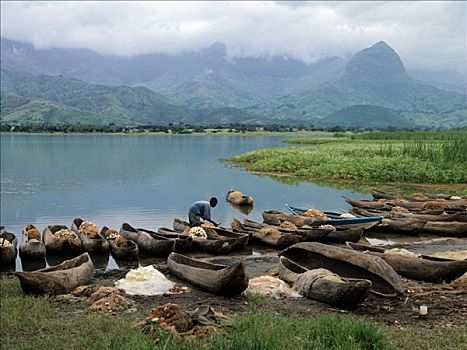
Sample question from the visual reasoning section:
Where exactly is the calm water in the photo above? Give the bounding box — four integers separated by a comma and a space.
1, 134, 368, 270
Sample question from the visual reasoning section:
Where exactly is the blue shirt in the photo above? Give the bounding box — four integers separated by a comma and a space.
189, 201, 211, 220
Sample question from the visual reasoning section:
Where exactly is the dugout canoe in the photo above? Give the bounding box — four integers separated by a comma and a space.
167, 252, 249, 296
382, 218, 467, 237
371, 189, 454, 201
226, 190, 254, 206
16, 252, 94, 295
43, 225, 82, 254
0, 230, 18, 265
172, 218, 248, 254
262, 210, 320, 226
244, 218, 333, 242
278, 256, 371, 306
352, 207, 467, 222
120, 223, 175, 256
280, 242, 405, 297
19, 224, 46, 260
346, 242, 467, 282
71, 218, 109, 254
157, 228, 193, 252
322, 227, 364, 244
100, 226, 139, 260
285, 204, 383, 229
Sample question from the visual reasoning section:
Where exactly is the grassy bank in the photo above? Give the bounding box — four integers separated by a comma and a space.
228, 132, 467, 185
3, 277, 465, 350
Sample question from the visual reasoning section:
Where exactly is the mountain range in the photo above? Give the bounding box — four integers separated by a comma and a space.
1, 38, 466, 128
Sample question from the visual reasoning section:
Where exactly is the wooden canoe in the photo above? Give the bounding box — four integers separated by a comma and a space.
278, 256, 371, 306
386, 199, 467, 211
371, 189, 453, 201
233, 219, 302, 248
352, 207, 467, 222
120, 223, 175, 256
244, 219, 333, 243
322, 227, 364, 244
19, 224, 46, 260
100, 226, 139, 260
16, 252, 94, 295
167, 252, 249, 296
157, 228, 193, 252
381, 218, 467, 237
346, 242, 467, 282
262, 210, 321, 226
285, 204, 383, 230
172, 218, 248, 254
345, 198, 391, 210
71, 218, 109, 254
226, 190, 254, 206
43, 225, 82, 254
0, 230, 18, 265
280, 242, 405, 297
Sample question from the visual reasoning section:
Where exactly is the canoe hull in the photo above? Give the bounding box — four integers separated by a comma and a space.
167, 252, 249, 297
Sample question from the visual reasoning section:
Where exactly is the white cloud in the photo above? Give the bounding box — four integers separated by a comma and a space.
1, 1, 465, 72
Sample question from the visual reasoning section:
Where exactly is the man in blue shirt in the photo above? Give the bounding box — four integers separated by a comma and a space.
188, 197, 219, 227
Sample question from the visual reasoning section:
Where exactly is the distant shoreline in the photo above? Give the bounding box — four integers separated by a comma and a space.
0, 130, 332, 137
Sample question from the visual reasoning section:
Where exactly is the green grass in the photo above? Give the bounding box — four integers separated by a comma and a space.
1, 276, 466, 350
229, 131, 467, 185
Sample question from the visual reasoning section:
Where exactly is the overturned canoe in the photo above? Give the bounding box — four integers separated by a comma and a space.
167, 252, 249, 296
71, 218, 109, 254
346, 242, 467, 283
0, 230, 18, 265
16, 253, 94, 295
120, 223, 175, 256
286, 204, 383, 229
280, 242, 405, 297
100, 226, 139, 260
352, 207, 467, 222
19, 224, 46, 260
43, 225, 82, 254
278, 256, 371, 306
226, 190, 254, 206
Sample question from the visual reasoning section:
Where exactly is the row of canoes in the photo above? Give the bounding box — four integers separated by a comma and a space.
344, 191, 467, 237
14, 240, 466, 309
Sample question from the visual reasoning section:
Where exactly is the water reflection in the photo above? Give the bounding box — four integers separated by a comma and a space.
1, 134, 371, 270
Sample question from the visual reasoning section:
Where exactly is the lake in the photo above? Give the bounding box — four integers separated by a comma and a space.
1, 134, 367, 270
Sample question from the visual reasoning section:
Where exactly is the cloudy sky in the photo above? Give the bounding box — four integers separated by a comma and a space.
1, 1, 465, 72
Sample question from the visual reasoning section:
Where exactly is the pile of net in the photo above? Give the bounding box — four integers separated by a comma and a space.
431, 250, 467, 261
0, 238, 13, 248
55, 229, 77, 240
259, 227, 281, 238
79, 221, 98, 239
319, 224, 335, 230
55, 284, 136, 313
115, 265, 187, 296
302, 208, 328, 221
188, 227, 207, 239
135, 303, 230, 340
246, 275, 301, 299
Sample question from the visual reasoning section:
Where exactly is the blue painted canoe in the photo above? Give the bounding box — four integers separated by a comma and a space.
285, 204, 383, 226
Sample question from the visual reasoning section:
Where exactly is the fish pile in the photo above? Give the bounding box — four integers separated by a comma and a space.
79, 221, 98, 239
54, 229, 76, 240
0, 238, 13, 248
188, 227, 207, 239
302, 208, 328, 221
26, 228, 41, 241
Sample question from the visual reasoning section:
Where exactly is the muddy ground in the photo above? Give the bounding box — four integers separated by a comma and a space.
91, 238, 467, 330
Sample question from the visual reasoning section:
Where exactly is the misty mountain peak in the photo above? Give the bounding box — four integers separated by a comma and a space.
343, 41, 408, 86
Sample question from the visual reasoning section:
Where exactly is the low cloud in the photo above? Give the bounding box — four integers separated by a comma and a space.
1, 1, 465, 72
